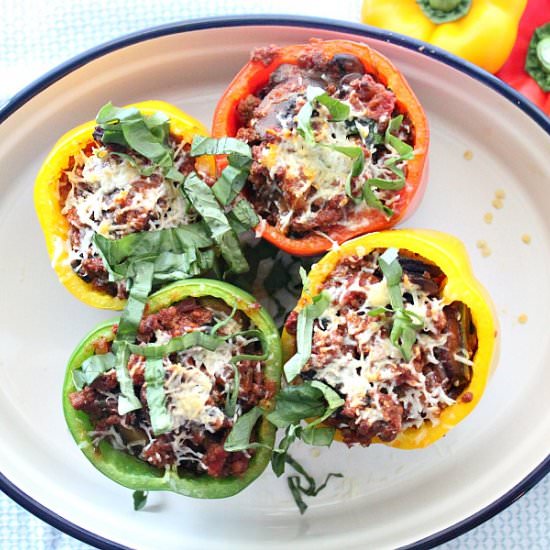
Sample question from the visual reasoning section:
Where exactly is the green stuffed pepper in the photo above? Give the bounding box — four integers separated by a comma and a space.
63, 279, 282, 499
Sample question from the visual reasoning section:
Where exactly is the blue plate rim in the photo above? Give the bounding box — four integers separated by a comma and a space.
0, 13, 548, 550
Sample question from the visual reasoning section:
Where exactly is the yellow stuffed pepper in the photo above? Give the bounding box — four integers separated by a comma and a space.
282, 229, 497, 449
35, 100, 211, 310
362, 0, 526, 74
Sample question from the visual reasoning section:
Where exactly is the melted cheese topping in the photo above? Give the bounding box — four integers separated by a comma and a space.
62, 143, 194, 271
89, 308, 264, 473
307, 254, 457, 433
253, 97, 410, 232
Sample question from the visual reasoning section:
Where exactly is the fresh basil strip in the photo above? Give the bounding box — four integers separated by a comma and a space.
132, 490, 148, 511
223, 406, 268, 452
362, 181, 394, 217
361, 114, 414, 216
296, 86, 350, 143
306, 380, 345, 428
271, 424, 301, 476
267, 385, 327, 428
224, 363, 240, 418
144, 357, 172, 435
300, 426, 336, 446
284, 291, 330, 382
116, 261, 154, 343
378, 248, 403, 309
182, 172, 248, 274
127, 331, 224, 359
114, 343, 142, 415
286, 454, 342, 515
378, 249, 425, 361
385, 115, 414, 159
72, 352, 116, 391
296, 100, 315, 143
324, 144, 365, 203
390, 309, 425, 362
212, 164, 248, 205
267, 380, 343, 428
306, 86, 350, 121
190, 136, 251, 158
94, 224, 213, 282
210, 305, 237, 337
227, 199, 259, 233
95, 102, 181, 182
211, 146, 253, 206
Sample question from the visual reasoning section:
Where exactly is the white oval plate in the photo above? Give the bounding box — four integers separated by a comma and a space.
1, 16, 549, 550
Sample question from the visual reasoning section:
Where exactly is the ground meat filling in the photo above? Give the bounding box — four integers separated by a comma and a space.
285, 250, 477, 446
236, 46, 414, 237
69, 298, 273, 478
59, 136, 196, 298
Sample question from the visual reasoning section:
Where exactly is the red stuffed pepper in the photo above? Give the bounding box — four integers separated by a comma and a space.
497, 0, 550, 115
212, 39, 429, 256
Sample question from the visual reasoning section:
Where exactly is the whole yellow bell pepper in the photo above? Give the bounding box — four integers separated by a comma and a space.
361, 0, 527, 73
282, 229, 498, 449
34, 100, 210, 310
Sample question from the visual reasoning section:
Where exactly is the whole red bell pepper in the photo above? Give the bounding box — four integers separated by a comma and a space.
497, 0, 550, 115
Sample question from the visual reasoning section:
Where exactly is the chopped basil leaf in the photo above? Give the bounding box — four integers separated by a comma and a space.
306, 380, 345, 428
132, 490, 148, 511
224, 363, 240, 418
190, 136, 251, 158
210, 305, 237, 337
144, 357, 172, 435
324, 144, 365, 203
361, 114, 413, 216
306, 86, 350, 121
286, 455, 342, 515
227, 199, 259, 233
284, 291, 331, 382
116, 261, 154, 343
224, 406, 269, 452
362, 180, 394, 217
93, 224, 214, 283
297, 86, 350, 143
182, 172, 249, 274
271, 424, 301, 476
210, 143, 253, 206
127, 331, 224, 359
390, 309, 425, 362
365, 176, 405, 191
72, 352, 115, 391
296, 101, 315, 143
266, 384, 327, 428
95, 102, 181, 182
378, 249, 425, 361
114, 343, 142, 415
378, 248, 403, 309
212, 164, 248, 205
299, 426, 336, 446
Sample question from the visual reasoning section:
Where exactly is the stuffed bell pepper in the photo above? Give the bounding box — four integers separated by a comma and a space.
64, 279, 282, 498
34, 100, 248, 310
282, 230, 497, 449
212, 39, 429, 256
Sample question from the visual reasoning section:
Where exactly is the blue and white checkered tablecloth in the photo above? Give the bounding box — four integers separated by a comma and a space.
1, 1, 548, 548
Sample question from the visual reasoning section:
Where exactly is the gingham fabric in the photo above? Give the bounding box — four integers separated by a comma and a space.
1, 1, 548, 548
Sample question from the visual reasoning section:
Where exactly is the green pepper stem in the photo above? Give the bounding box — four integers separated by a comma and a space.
536, 37, 550, 72
428, 0, 462, 11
